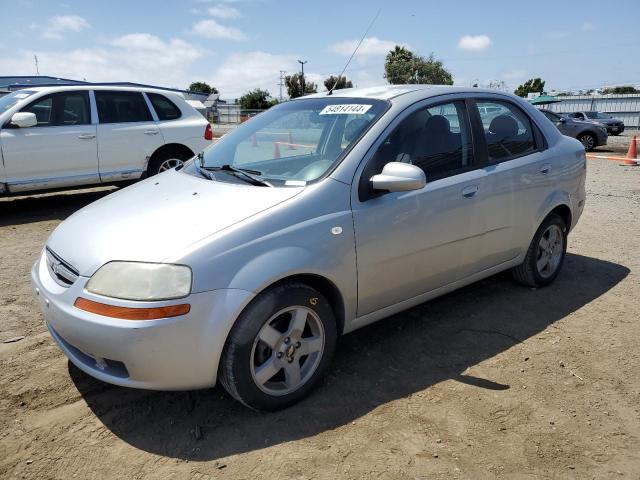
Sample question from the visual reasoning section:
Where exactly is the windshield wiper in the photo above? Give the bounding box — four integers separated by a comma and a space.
205, 164, 272, 187
194, 152, 216, 180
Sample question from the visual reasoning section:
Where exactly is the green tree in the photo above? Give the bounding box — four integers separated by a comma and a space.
384, 46, 453, 85
285, 73, 317, 99
238, 89, 273, 110
601, 85, 639, 94
324, 75, 353, 91
188, 82, 218, 95
514, 78, 545, 97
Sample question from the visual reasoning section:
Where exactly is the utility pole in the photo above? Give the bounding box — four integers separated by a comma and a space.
34, 55, 40, 76
297, 59, 307, 96
278, 70, 286, 102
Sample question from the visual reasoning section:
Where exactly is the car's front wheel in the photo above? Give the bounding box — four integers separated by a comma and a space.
219, 282, 337, 411
578, 133, 596, 151
512, 213, 567, 288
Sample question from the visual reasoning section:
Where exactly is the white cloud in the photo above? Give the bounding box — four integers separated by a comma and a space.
207, 4, 241, 19
38, 15, 90, 40
329, 37, 406, 57
581, 21, 595, 31
457, 35, 492, 52
192, 19, 246, 40
0, 34, 205, 89
210, 51, 314, 99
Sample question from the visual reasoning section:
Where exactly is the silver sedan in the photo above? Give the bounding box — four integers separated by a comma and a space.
32, 85, 586, 410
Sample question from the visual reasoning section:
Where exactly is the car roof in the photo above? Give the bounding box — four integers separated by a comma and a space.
304, 84, 506, 101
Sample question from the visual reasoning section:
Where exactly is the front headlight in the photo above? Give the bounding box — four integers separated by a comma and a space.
86, 262, 192, 301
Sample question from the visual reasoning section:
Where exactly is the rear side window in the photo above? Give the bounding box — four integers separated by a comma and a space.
475, 100, 535, 162
95, 91, 152, 124
21, 91, 90, 127
147, 93, 182, 121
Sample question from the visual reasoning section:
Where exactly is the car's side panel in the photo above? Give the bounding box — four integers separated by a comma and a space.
169, 178, 359, 328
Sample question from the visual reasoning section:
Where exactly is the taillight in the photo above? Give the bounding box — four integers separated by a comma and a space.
204, 123, 213, 141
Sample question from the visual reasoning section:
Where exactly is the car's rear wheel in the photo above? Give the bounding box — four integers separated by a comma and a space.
147, 150, 190, 176
578, 133, 596, 151
219, 282, 337, 411
512, 213, 567, 288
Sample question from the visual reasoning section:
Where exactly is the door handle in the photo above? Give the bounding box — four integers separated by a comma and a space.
144, 129, 159, 135
77, 133, 96, 139
462, 184, 479, 198
539, 163, 551, 174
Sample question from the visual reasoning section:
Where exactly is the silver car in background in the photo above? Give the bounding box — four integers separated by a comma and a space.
32, 85, 586, 410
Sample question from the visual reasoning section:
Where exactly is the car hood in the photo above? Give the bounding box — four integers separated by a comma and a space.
46, 170, 303, 276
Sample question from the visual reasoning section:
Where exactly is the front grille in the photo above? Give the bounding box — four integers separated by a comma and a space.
45, 248, 79, 287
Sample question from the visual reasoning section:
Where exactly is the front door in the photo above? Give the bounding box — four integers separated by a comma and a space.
0, 91, 98, 193
352, 99, 488, 316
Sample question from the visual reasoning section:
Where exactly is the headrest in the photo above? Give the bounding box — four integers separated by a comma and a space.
489, 115, 518, 138
424, 115, 450, 134
344, 118, 369, 142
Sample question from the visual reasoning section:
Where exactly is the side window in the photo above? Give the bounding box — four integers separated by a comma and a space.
21, 92, 90, 127
475, 100, 535, 162
368, 100, 474, 180
95, 91, 153, 124
147, 93, 181, 121
543, 110, 560, 122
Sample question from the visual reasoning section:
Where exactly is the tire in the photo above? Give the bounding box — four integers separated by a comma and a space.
578, 133, 596, 151
512, 213, 567, 288
147, 150, 190, 176
219, 282, 337, 411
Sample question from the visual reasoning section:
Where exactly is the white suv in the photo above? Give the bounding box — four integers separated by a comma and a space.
0, 86, 212, 194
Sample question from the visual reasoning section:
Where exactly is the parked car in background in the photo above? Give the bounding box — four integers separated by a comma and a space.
540, 109, 607, 151
565, 111, 625, 135
33, 85, 586, 410
0, 86, 212, 195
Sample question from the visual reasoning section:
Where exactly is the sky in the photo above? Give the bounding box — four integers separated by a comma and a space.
1, 0, 638, 100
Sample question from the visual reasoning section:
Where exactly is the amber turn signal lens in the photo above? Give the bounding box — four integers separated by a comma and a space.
74, 297, 190, 320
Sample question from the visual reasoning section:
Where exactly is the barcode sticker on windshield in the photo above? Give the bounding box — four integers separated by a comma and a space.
319, 104, 372, 115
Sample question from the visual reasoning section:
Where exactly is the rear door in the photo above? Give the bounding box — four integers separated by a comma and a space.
0, 90, 98, 192
471, 98, 552, 267
94, 90, 164, 182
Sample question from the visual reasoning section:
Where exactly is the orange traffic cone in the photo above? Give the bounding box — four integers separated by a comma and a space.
251, 134, 258, 147
273, 141, 281, 159
622, 135, 639, 166
288, 130, 296, 150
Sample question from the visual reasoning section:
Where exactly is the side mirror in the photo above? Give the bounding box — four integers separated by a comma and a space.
559, 118, 567, 124
10, 112, 37, 128
371, 162, 426, 193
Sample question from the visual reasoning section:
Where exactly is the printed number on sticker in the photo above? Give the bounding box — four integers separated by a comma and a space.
319, 104, 372, 115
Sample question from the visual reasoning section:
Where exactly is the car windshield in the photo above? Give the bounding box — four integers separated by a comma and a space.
0, 90, 37, 114
198, 97, 388, 186
585, 111, 611, 119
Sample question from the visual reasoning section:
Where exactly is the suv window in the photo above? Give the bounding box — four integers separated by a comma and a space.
147, 92, 181, 121
369, 100, 474, 181
475, 100, 535, 162
21, 91, 90, 127
95, 91, 152, 124
543, 110, 561, 122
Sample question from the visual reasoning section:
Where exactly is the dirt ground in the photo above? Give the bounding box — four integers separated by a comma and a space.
1, 158, 639, 479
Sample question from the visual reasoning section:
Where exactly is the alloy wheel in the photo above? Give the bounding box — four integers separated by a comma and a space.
536, 224, 564, 278
158, 158, 184, 172
250, 306, 325, 396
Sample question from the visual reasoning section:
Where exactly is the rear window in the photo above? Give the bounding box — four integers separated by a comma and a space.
95, 91, 152, 124
147, 92, 182, 121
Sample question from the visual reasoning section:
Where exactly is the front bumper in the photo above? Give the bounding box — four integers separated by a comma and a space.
31, 251, 254, 390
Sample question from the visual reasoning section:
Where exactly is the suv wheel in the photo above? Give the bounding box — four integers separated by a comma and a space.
147, 150, 190, 176
219, 282, 337, 411
512, 213, 567, 288
578, 133, 596, 151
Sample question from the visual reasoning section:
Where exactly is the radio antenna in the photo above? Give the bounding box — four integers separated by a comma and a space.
328, 8, 381, 95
